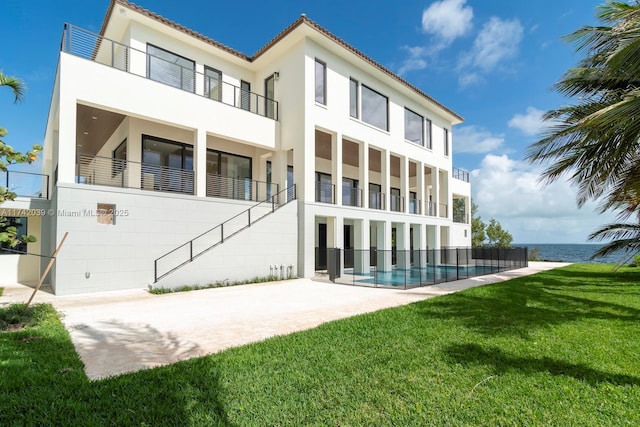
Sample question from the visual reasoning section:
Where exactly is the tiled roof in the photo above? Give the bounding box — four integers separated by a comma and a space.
102, 0, 463, 122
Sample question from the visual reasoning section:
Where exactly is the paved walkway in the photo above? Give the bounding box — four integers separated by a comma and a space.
0, 262, 569, 379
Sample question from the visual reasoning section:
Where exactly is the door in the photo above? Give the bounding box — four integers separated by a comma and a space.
316, 223, 327, 270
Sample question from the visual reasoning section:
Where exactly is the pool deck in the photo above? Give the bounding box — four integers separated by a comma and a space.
0, 261, 569, 380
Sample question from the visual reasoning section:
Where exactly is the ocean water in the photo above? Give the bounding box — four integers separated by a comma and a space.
516, 243, 630, 264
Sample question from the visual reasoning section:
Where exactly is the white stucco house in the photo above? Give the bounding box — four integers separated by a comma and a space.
0, 0, 472, 295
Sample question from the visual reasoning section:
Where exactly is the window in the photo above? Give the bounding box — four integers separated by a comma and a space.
265, 74, 276, 119
205, 66, 222, 101
342, 177, 359, 207
390, 187, 402, 212
404, 108, 424, 146
316, 172, 333, 203
287, 165, 294, 202
147, 44, 195, 92
142, 135, 194, 193
240, 80, 251, 111
444, 128, 449, 156
349, 78, 359, 118
0, 217, 27, 254
112, 139, 127, 177
97, 203, 116, 225
426, 119, 432, 149
369, 182, 383, 209
361, 84, 388, 131
315, 59, 327, 105
206, 150, 252, 200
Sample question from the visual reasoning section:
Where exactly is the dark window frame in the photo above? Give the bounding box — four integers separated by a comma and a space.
444, 128, 449, 156
206, 148, 253, 179
404, 107, 424, 146
240, 80, 251, 111
0, 217, 27, 255
361, 84, 389, 131
112, 138, 127, 178
204, 66, 223, 102
146, 43, 195, 93
315, 59, 327, 105
265, 74, 276, 119
426, 119, 432, 149
349, 78, 359, 119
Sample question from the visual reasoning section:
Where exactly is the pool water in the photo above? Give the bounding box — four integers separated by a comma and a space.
344, 264, 497, 287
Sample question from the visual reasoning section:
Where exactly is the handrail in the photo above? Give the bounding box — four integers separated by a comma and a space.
453, 167, 470, 182
61, 23, 279, 120
3, 170, 50, 199
154, 184, 296, 282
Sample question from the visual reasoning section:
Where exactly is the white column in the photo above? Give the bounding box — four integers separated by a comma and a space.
401, 156, 409, 213
382, 149, 390, 211
195, 128, 207, 197
354, 218, 370, 274
417, 161, 425, 216
57, 87, 76, 184
433, 167, 440, 217
332, 133, 343, 205
377, 220, 392, 271
271, 150, 288, 196
397, 222, 411, 269
359, 141, 369, 209
414, 223, 427, 267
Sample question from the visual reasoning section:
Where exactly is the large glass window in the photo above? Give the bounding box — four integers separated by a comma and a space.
0, 217, 27, 254
349, 78, 359, 118
205, 66, 222, 101
369, 182, 383, 209
361, 84, 388, 131
426, 119, 432, 149
404, 108, 424, 146
316, 172, 333, 203
206, 150, 252, 200
342, 177, 359, 207
315, 59, 326, 105
147, 44, 195, 92
142, 135, 193, 193
112, 138, 127, 177
265, 75, 275, 119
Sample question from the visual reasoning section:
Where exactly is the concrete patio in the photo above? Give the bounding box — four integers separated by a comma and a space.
0, 262, 569, 379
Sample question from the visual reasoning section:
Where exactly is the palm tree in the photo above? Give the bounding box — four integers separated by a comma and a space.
0, 71, 25, 103
526, 1, 640, 259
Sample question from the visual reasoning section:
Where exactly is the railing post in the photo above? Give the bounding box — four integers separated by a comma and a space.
5, 170, 9, 190
221, 223, 224, 243
189, 240, 193, 261
46, 175, 50, 199
248, 208, 251, 227
154, 260, 157, 283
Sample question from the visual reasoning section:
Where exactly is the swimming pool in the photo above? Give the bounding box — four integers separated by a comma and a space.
342, 264, 499, 288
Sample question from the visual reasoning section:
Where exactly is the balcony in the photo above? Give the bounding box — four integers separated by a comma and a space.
408, 198, 421, 214
77, 153, 276, 202
316, 181, 335, 204
2, 170, 49, 199
369, 191, 385, 210
453, 168, 470, 182
61, 24, 278, 120
390, 194, 405, 213
342, 187, 362, 207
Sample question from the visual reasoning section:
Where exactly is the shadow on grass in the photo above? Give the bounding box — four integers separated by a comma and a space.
414, 266, 640, 338
0, 304, 235, 426
444, 343, 640, 387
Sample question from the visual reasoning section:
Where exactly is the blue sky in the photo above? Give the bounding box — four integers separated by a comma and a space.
2, 0, 614, 243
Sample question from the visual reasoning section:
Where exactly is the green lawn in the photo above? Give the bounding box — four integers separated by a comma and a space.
1, 264, 639, 425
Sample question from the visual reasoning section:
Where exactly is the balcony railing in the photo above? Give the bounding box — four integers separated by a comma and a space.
390, 194, 405, 212
453, 168, 470, 182
342, 187, 362, 207
369, 191, 385, 210
439, 203, 448, 219
61, 24, 278, 120
425, 201, 436, 217
408, 198, 420, 214
316, 181, 335, 204
453, 211, 469, 224
206, 174, 278, 203
2, 170, 49, 200
77, 153, 194, 195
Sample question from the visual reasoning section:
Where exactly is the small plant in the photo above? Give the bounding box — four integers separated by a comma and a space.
149, 275, 284, 294
528, 247, 542, 261
629, 253, 640, 268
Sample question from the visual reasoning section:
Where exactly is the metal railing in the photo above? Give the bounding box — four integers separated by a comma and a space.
61, 23, 279, 120
316, 181, 335, 204
342, 187, 362, 207
3, 170, 49, 199
453, 211, 469, 224
409, 198, 421, 214
390, 194, 405, 212
453, 168, 470, 182
77, 153, 194, 195
154, 185, 296, 281
322, 247, 528, 289
439, 203, 448, 218
369, 191, 385, 210
425, 201, 436, 217
206, 173, 278, 203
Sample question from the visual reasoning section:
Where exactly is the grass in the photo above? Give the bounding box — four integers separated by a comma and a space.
150, 275, 285, 294
1, 264, 639, 425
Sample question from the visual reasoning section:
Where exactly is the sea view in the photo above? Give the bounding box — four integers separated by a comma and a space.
516, 243, 631, 264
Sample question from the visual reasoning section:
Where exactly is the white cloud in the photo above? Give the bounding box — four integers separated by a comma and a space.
454, 125, 504, 153
421, 0, 473, 44
508, 107, 546, 136
457, 17, 523, 86
471, 154, 617, 243
398, 46, 428, 76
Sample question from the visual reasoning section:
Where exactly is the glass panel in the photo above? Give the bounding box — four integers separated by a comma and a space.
315, 60, 326, 104
444, 128, 449, 155
205, 67, 222, 101
265, 75, 275, 119
147, 44, 194, 92
316, 172, 332, 203
112, 139, 127, 178
350, 78, 359, 118
426, 119, 432, 149
342, 177, 358, 206
287, 165, 294, 202
404, 108, 424, 145
241, 81, 251, 111
369, 182, 382, 209
361, 84, 388, 131
0, 217, 27, 254
142, 136, 193, 193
